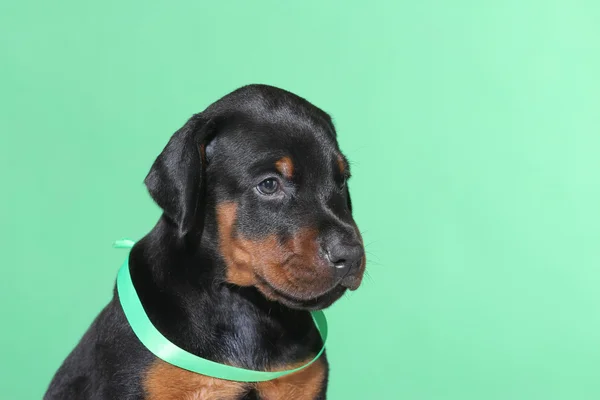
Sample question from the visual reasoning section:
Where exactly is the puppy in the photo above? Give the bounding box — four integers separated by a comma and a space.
45, 84, 366, 399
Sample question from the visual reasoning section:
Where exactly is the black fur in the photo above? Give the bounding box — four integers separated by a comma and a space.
45, 84, 364, 399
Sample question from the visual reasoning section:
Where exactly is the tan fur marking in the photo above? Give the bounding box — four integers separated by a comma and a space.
144, 360, 249, 400
336, 155, 346, 174
144, 358, 326, 400
216, 203, 334, 300
275, 156, 294, 179
217, 202, 256, 286
256, 358, 327, 400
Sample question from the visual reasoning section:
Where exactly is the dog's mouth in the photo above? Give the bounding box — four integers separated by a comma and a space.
255, 274, 347, 311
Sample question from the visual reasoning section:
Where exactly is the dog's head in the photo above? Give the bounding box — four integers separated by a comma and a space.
145, 85, 365, 310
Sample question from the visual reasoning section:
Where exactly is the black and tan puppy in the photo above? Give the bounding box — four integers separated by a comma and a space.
45, 84, 366, 400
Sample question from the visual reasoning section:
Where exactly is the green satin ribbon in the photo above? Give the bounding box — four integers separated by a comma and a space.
114, 239, 328, 382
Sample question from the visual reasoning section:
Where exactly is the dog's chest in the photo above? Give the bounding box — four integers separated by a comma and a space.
144, 359, 326, 400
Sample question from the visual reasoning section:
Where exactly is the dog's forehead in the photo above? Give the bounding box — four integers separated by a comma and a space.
215, 119, 340, 172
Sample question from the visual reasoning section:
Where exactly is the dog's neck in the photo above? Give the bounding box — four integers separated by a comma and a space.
125, 217, 322, 370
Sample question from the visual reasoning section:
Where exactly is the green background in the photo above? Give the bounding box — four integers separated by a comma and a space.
1, 1, 599, 399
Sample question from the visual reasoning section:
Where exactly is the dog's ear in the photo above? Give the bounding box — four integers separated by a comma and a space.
144, 114, 216, 237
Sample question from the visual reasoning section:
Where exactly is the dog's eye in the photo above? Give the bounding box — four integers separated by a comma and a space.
257, 178, 279, 195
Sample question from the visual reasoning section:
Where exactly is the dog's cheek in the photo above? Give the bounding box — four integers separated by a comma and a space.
217, 202, 287, 287
261, 227, 335, 297
217, 202, 254, 286
232, 235, 288, 288
217, 203, 335, 296
285, 228, 326, 282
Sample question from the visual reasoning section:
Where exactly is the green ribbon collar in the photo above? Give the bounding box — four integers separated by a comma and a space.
114, 239, 328, 382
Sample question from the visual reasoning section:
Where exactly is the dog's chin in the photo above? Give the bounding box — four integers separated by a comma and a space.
256, 277, 347, 311
278, 286, 347, 311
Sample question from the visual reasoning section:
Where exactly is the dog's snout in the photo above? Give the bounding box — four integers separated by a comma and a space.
326, 241, 363, 269
323, 236, 364, 288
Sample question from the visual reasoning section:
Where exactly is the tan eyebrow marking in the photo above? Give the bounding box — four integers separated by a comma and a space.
275, 156, 294, 179
337, 154, 346, 174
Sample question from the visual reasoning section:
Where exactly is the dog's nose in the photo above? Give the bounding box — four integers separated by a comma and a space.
324, 239, 364, 287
